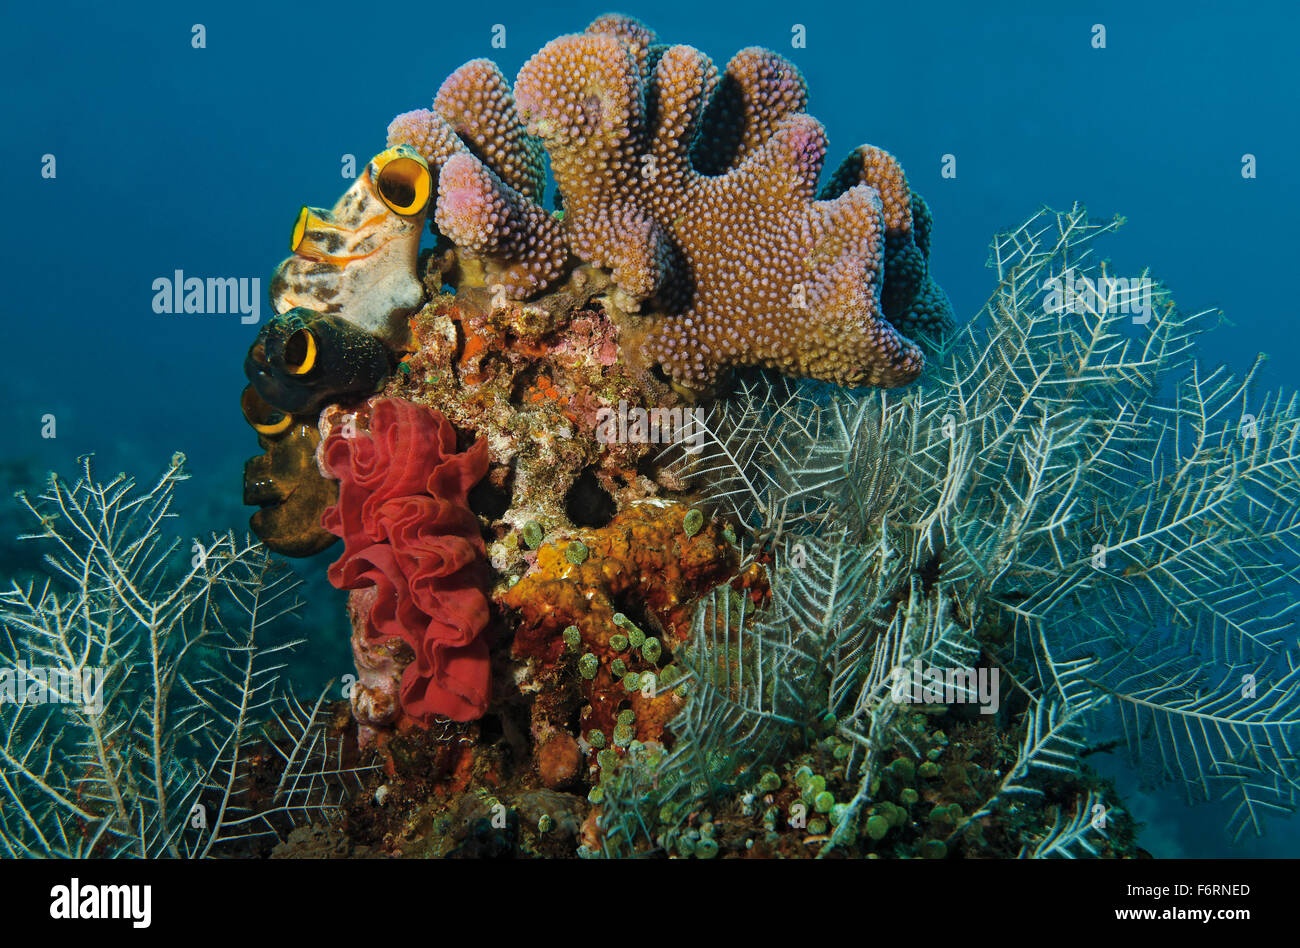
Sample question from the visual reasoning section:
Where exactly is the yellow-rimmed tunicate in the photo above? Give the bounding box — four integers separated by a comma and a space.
269, 145, 432, 346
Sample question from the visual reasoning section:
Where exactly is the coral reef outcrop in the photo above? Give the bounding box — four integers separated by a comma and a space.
231, 15, 970, 856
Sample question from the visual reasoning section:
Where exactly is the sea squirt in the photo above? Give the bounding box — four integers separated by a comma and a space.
269, 145, 432, 347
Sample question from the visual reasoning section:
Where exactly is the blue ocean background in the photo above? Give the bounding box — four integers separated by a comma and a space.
1, 0, 1296, 856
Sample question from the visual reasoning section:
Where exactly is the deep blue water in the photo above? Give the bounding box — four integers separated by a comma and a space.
1, 0, 1296, 856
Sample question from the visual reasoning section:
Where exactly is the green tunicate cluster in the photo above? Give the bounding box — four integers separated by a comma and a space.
562, 625, 581, 651
930, 803, 963, 827
642, 637, 661, 663
522, 520, 544, 549
578, 653, 599, 679
612, 613, 645, 648
683, 508, 704, 537
800, 774, 826, 802
566, 541, 589, 565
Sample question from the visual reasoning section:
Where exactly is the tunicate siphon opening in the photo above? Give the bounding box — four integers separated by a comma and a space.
284, 328, 316, 375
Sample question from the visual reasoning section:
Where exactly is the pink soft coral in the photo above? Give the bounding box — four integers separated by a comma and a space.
321, 397, 491, 723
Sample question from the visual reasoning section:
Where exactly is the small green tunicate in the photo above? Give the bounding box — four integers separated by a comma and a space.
829, 803, 851, 827
537, 814, 554, 834
623, 671, 642, 692
610, 633, 629, 652
931, 804, 954, 826
562, 625, 581, 651
683, 508, 704, 537
888, 757, 915, 783
866, 814, 890, 841
566, 541, 589, 565
616, 709, 636, 726
899, 788, 919, 806
695, 836, 718, 859
642, 637, 661, 663
758, 771, 781, 793
587, 729, 606, 749
814, 791, 835, 814
588, 786, 604, 805
808, 818, 828, 835
833, 742, 851, 761
794, 766, 814, 789
677, 836, 696, 857
931, 730, 948, 745
927, 747, 943, 761
611, 658, 627, 678
613, 724, 634, 747
722, 524, 738, 546
578, 653, 599, 679
627, 627, 645, 649
597, 749, 619, 771
920, 839, 948, 859
522, 520, 544, 549
918, 761, 941, 779
803, 775, 826, 800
